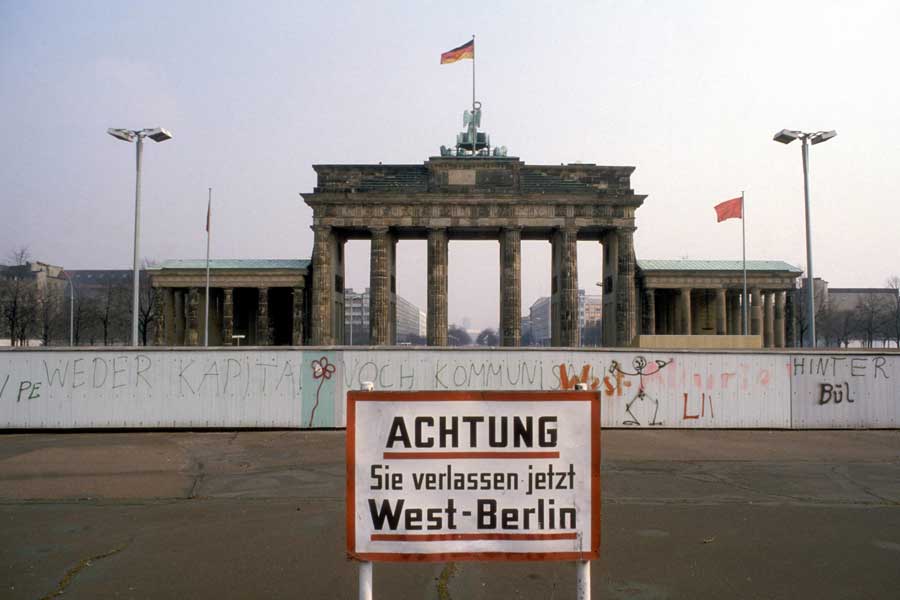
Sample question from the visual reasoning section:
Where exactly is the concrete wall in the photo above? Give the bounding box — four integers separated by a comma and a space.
1, 348, 897, 429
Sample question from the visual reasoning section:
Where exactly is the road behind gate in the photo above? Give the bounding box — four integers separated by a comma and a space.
1, 430, 899, 599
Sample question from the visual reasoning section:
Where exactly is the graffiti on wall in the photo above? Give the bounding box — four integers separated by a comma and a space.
790, 354, 897, 428
308, 355, 336, 426
1, 351, 305, 428
2, 349, 896, 429
791, 355, 890, 407
335, 351, 780, 428
608, 357, 673, 426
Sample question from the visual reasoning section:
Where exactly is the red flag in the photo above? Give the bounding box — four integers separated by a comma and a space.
206, 198, 211, 232
714, 197, 742, 222
441, 39, 474, 64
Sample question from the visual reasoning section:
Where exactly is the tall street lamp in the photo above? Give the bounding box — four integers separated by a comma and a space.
107, 127, 173, 346
773, 128, 837, 348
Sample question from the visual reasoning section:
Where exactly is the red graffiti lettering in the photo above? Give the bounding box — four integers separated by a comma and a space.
683, 392, 714, 420
602, 369, 632, 396
559, 364, 600, 391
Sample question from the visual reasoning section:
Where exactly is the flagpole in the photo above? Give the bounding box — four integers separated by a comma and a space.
471, 34, 476, 156
204, 187, 211, 347
741, 190, 748, 336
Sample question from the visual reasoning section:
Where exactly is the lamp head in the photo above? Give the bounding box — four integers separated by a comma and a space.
773, 129, 801, 144
144, 127, 173, 142
810, 130, 837, 145
107, 128, 136, 142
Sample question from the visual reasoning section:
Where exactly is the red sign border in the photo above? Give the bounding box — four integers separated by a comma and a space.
346, 390, 601, 562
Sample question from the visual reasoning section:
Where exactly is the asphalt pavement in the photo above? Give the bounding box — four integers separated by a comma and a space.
1, 429, 899, 599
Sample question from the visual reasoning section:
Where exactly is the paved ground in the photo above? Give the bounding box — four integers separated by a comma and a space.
1, 430, 899, 599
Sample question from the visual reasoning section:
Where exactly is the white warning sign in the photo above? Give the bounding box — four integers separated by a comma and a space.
346, 390, 600, 562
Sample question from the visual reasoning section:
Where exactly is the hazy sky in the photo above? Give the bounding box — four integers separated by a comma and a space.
2, 1, 898, 330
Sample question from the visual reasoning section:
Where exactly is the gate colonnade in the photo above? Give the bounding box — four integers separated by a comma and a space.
302, 157, 646, 348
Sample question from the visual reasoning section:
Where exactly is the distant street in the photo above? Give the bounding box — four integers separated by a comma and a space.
1, 430, 899, 599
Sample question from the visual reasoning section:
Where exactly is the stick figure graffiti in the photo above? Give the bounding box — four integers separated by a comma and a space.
608, 356, 673, 426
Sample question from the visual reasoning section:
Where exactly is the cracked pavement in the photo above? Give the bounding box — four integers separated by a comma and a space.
1, 430, 899, 599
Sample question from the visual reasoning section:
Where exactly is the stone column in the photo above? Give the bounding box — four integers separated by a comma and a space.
751, 288, 763, 337
785, 291, 796, 347
775, 291, 786, 348
553, 227, 579, 347
257, 287, 270, 345
160, 288, 175, 346
764, 291, 775, 348
679, 288, 692, 335
163, 288, 176, 345
616, 228, 637, 346
499, 227, 522, 346
369, 227, 394, 346
643, 288, 656, 336
390, 238, 397, 345
292, 286, 305, 345
310, 225, 335, 345
716, 288, 728, 335
222, 288, 234, 345
427, 228, 449, 346
174, 290, 185, 345
187, 288, 200, 346
153, 287, 165, 346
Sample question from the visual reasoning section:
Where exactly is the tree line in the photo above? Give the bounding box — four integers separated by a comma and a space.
792, 277, 900, 348
0, 248, 158, 347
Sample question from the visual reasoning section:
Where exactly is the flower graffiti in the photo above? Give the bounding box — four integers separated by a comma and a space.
308, 356, 336, 427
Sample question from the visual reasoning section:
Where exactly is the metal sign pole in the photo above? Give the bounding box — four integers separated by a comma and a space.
359, 380, 375, 600
574, 382, 591, 600
577, 560, 591, 599
358, 560, 372, 600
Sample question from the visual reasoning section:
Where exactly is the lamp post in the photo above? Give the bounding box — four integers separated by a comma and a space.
107, 127, 173, 346
773, 128, 836, 348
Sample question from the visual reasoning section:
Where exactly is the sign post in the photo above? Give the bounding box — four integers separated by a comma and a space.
347, 390, 600, 593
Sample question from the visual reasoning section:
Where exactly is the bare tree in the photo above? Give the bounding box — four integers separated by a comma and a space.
38, 284, 63, 345
1, 251, 38, 346
12, 282, 38, 346
98, 279, 130, 345
829, 307, 856, 349
74, 293, 103, 346
8, 246, 31, 266
887, 276, 900, 348
855, 292, 890, 348
138, 261, 158, 346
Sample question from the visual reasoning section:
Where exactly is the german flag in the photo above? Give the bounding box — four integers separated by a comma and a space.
441, 39, 474, 64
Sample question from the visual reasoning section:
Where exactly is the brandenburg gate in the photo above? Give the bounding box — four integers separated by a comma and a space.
301, 156, 646, 348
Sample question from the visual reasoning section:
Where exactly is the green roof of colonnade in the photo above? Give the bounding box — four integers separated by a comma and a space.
637, 260, 801, 272
153, 259, 310, 270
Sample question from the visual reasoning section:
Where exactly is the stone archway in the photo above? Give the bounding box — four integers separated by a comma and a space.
301, 157, 646, 347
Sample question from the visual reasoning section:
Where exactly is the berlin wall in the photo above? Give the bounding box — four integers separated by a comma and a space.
0, 348, 897, 429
